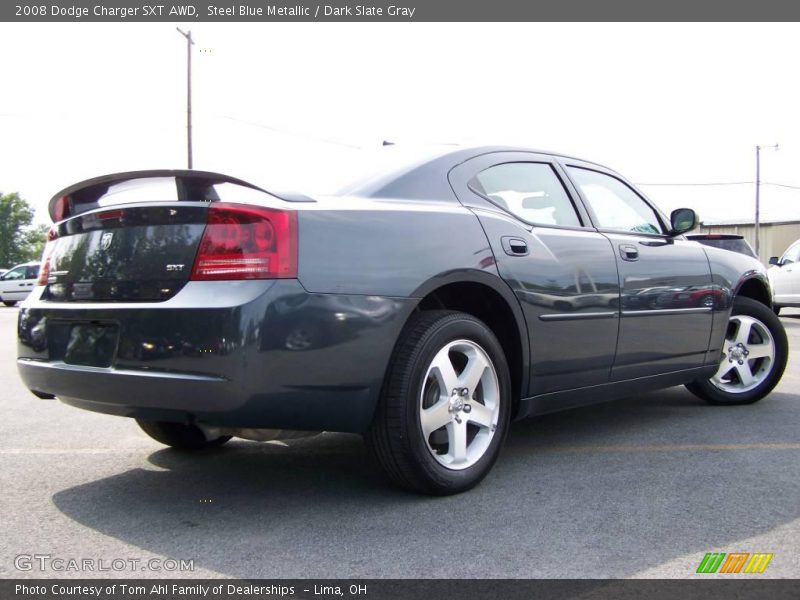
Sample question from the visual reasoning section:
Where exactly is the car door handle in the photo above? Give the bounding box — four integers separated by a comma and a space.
501, 237, 529, 256
619, 244, 639, 261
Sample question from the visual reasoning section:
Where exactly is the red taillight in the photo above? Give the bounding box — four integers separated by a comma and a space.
53, 196, 70, 221
191, 203, 298, 281
37, 226, 59, 286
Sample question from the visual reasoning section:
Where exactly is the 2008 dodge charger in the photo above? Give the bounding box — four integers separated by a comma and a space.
17, 146, 788, 494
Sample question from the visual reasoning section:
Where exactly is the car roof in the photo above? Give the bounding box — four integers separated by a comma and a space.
8, 261, 40, 268
338, 145, 617, 200
47, 146, 620, 218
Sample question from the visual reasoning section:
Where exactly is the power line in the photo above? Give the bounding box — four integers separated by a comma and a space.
764, 181, 800, 191
636, 180, 800, 191
636, 181, 754, 186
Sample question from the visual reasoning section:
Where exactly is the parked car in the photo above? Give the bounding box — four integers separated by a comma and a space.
687, 234, 758, 259
17, 148, 788, 495
0, 261, 40, 306
768, 239, 800, 314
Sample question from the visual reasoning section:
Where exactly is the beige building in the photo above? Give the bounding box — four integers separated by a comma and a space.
697, 219, 800, 264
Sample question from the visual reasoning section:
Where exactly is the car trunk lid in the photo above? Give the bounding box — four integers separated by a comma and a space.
41, 171, 306, 302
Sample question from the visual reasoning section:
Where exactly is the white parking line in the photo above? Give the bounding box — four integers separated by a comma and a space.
541, 442, 800, 454
0, 448, 146, 454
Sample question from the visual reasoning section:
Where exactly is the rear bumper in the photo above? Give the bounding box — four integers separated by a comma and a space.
17, 280, 415, 432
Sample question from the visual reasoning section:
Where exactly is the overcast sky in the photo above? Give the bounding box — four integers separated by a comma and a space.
2, 22, 800, 225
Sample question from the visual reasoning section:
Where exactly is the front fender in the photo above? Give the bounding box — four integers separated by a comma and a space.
703, 245, 773, 365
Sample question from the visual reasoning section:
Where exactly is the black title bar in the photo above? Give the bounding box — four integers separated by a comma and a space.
5, 580, 800, 600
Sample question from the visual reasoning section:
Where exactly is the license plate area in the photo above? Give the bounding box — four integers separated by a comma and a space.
59, 323, 120, 368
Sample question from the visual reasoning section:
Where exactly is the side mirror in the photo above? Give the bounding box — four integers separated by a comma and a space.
769, 256, 781, 266
669, 208, 697, 235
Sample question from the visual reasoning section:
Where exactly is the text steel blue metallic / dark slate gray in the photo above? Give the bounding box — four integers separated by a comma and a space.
17, 147, 788, 494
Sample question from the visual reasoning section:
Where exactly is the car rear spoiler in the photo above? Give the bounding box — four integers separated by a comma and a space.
48, 169, 314, 221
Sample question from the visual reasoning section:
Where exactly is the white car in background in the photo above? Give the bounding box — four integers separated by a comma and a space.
0, 262, 40, 307
768, 240, 800, 314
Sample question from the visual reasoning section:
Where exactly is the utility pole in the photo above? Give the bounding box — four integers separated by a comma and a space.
176, 28, 195, 169
754, 143, 778, 259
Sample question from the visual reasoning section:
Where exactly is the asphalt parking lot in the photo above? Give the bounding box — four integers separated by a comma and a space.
0, 305, 798, 579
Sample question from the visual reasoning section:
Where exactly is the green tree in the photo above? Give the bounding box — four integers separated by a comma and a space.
0, 192, 47, 267
22, 224, 50, 262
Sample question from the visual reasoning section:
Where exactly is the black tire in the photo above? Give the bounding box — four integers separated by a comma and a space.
686, 297, 788, 405
2, 300, 16, 307
136, 419, 231, 450
366, 310, 512, 495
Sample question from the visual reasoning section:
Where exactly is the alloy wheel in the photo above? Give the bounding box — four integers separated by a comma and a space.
419, 339, 500, 470
711, 315, 775, 393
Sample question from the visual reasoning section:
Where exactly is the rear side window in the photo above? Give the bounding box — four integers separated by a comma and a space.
781, 243, 800, 264
469, 162, 581, 227
567, 167, 663, 235
25, 265, 39, 279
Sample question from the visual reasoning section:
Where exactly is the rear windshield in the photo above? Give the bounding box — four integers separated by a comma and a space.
691, 237, 757, 258
94, 177, 177, 205
333, 146, 456, 196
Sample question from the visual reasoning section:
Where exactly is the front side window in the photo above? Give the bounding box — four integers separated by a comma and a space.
2, 266, 26, 281
469, 163, 581, 227
567, 167, 663, 235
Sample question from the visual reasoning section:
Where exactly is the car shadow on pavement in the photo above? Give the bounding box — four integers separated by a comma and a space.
51, 387, 800, 578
